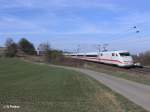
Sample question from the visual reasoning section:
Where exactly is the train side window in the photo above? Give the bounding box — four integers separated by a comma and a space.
116, 54, 118, 56
101, 53, 103, 56
112, 53, 115, 56
86, 55, 97, 57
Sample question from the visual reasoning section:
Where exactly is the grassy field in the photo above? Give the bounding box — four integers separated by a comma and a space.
0, 58, 148, 112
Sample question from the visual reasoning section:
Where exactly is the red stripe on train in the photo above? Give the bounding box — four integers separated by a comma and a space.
76, 57, 124, 64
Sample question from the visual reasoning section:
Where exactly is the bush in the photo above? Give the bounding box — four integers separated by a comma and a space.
47, 50, 64, 62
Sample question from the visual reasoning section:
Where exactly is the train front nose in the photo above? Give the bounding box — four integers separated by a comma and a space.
122, 57, 134, 65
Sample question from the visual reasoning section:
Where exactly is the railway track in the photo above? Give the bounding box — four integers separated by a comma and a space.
83, 60, 150, 75
20, 55, 150, 75
129, 67, 150, 75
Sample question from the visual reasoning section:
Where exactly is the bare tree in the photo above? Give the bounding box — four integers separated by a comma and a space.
37, 43, 51, 56
5, 38, 17, 57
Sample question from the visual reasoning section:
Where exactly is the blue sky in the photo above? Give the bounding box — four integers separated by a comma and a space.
0, 0, 150, 53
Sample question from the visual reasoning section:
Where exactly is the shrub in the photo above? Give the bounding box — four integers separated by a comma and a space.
47, 50, 64, 62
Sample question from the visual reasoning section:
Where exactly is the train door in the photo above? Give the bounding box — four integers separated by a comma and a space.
111, 52, 119, 65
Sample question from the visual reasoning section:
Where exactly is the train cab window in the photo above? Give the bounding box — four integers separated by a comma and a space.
119, 52, 130, 56
86, 55, 97, 57
112, 53, 115, 56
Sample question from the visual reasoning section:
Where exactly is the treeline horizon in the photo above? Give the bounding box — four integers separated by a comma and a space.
3, 38, 64, 63
1, 37, 150, 65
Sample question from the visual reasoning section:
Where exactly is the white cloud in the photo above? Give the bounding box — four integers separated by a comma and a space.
0, 0, 119, 12
0, 15, 49, 34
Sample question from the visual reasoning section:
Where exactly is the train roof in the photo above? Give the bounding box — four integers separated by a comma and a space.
65, 50, 130, 56
102, 50, 129, 53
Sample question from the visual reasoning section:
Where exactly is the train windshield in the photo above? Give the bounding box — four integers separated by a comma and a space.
119, 52, 130, 56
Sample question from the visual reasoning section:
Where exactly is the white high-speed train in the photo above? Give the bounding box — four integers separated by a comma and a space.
66, 50, 134, 67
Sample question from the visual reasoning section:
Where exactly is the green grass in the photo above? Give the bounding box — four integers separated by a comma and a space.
0, 58, 148, 112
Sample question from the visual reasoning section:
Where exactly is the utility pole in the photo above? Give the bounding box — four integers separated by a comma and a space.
97, 44, 101, 53
76, 44, 81, 57
103, 44, 109, 52
77, 44, 81, 53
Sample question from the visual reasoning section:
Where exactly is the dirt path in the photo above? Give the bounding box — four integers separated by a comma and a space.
48, 64, 150, 111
